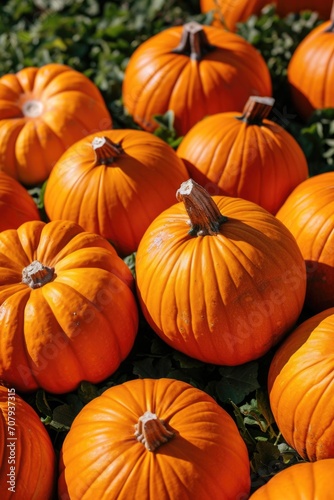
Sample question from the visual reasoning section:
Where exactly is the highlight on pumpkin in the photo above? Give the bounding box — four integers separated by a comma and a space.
176, 95, 309, 214
122, 21, 272, 135
135, 178, 307, 366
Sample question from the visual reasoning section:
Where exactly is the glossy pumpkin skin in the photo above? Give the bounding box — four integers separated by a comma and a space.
122, 23, 272, 136
287, 19, 334, 121
268, 308, 334, 461
58, 378, 251, 500
44, 129, 189, 257
0, 171, 41, 231
0, 63, 112, 185
249, 459, 334, 499
135, 192, 306, 366
0, 385, 56, 499
0, 220, 138, 394
200, 0, 332, 31
276, 172, 334, 313
176, 107, 308, 215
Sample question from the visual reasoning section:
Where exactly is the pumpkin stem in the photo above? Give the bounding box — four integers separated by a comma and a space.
22, 260, 55, 289
92, 136, 124, 166
238, 96, 275, 124
134, 411, 174, 452
324, 3, 334, 31
176, 179, 227, 236
172, 22, 216, 61
21, 99, 44, 118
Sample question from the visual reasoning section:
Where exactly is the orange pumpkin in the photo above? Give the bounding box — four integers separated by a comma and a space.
0, 385, 56, 499
176, 96, 309, 215
200, 0, 333, 31
249, 459, 334, 499
276, 171, 334, 313
268, 308, 334, 461
135, 179, 306, 366
287, 7, 334, 121
200, 0, 269, 31
0, 63, 112, 185
122, 21, 272, 136
0, 171, 41, 230
0, 220, 138, 394
43, 129, 189, 257
58, 378, 251, 500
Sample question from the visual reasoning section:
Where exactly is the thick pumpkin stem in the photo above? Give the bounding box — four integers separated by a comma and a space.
134, 411, 174, 452
172, 21, 216, 61
239, 96, 275, 124
176, 179, 227, 236
92, 136, 123, 165
22, 260, 55, 289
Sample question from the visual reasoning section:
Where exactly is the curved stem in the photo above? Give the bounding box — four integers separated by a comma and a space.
238, 96, 275, 125
92, 136, 123, 166
172, 21, 216, 61
22, 260, 55, 289
176, 179, 227, 236
134, 411, 174, 452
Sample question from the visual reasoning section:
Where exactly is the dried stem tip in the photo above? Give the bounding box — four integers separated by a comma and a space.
22, 260, 55, 289
135, 411, 174, 452
92, 136, 123, 165
176, 179, 227, 236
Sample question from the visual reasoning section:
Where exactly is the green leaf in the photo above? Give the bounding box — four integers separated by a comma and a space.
213, 362, 260, 404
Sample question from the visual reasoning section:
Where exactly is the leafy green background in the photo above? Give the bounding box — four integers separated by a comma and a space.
1, 0, 333, 494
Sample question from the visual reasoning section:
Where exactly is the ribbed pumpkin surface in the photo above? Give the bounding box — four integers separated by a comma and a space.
276, 171, 334, 313
58, 378, 251, 500
136, 184, 306, 366
0, 386, 56, 499
249, 459, 334, 499
122, 22, 272, 136
268, 308, 334, 461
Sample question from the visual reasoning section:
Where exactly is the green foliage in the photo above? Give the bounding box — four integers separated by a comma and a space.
1, 1, 334, 492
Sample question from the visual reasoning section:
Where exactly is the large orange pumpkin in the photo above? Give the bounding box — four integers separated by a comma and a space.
122, 21, 272, 136
0, 63, 112, 185
135, 179, 306, 366
176, 96, 309, 214
0, 220, 138, 394
276, 171, 334, 313
200, 0, 333, 31
58, 378, 251, 500
0, 385, 56, 499
0, 171, 41, 231
249, 459, 334, 499
287, 8, 334, 121
268, 308, 334, 461
43, 129, 189, 257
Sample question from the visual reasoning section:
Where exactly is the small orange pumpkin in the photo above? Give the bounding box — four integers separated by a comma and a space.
0, 171, 41, 231
58, 378, 251, 500
287, 6, 334, 121
249, 459, 334, 499
135, 179, 306, 366
0, 63, 112, 185
268, 308, 334, 461
122, 21, 272, 136
177, 96, 309, 214
43, 129, 189, 257
276, 171, 334, 313
0, 385, 56, 499
0, 220, 138, 393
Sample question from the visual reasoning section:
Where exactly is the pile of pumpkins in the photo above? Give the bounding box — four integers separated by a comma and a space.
1, 1, 334, 498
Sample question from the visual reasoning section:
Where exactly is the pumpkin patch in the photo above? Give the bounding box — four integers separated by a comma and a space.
1, 2, 334, 497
